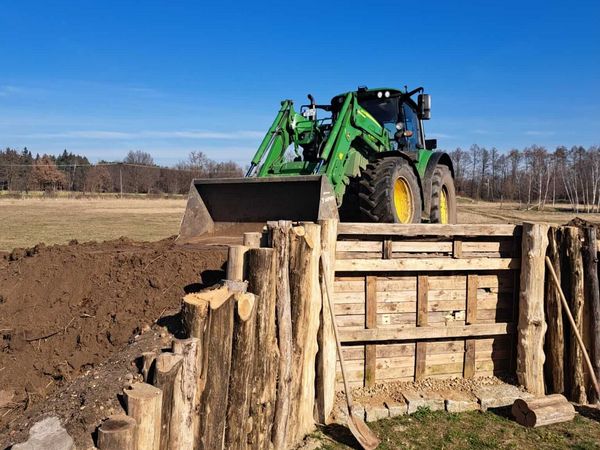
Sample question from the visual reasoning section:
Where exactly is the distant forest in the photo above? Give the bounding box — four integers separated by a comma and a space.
0, 149, 244, 195
1, 145, 599, 212
449, 145, 600, 212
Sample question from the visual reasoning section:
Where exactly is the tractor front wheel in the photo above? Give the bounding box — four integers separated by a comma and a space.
359, 157, 422, 223
430, 165, 457, 224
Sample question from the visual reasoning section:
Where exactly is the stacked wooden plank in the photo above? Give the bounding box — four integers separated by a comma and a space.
333, 223, 522, 388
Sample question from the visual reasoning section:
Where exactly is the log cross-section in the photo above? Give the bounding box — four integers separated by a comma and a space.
364, 275, 377, 387
517, 222, 549, 396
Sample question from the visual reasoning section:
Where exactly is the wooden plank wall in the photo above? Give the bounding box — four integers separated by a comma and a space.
333, 224, 522, 388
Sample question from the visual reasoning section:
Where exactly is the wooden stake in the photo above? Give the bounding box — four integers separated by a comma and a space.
271, 221, 293, 450
243, 231, 262, 248
152, 353, 183, 450
225, 291, 257, 450
544, 227, 564, 394
517, 222, 548, 396
227, 245, 248, 282
97, 415, 137, 450
141, 351, 158, 383
316, 218, 338, 423
124, 382, 162, 450
171, 337, 201, 450
287, 223, 321, 446
583, 226, 600, 402
198, 295, 235, 450
564, 227, 587, 403
246, 248, 279, 449
546, 255, 600, 401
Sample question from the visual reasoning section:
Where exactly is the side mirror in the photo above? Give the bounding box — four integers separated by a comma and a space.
425, 139, 437, 150
418, 94, 431, 120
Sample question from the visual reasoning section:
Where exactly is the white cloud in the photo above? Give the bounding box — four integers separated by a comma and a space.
20, 129, 265, 140
524, 130, 556, 136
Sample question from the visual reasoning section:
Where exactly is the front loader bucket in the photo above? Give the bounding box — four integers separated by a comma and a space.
177, 175, 339, 243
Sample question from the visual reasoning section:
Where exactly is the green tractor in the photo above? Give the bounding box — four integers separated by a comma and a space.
179, 86, 456, 241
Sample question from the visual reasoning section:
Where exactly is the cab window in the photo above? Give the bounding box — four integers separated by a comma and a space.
401, 103, 421, 151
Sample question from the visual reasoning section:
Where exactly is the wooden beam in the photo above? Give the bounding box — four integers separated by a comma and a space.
415, 342, 427, 381
338, 322, 514, 343
463, 340, 476, 378
365, 276, 377, 387
335, 257, 519, 272
516, 222, 549, 396
417, 275, 428, 326
383, 239, 393, 259
337, 223, 521, 237
453, 239, 463, 258
466, 275, 478, 325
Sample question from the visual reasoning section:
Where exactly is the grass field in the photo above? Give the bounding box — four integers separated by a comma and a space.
2, 196, 600, 251
0, 197, 187, 251
313, 407, 600, 450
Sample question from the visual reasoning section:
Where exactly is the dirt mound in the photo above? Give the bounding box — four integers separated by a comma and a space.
0, 237, 227, 417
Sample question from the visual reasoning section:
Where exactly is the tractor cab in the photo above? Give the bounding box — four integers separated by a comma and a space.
352, 87, 430, 152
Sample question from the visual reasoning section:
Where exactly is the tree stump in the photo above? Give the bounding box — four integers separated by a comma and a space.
97, 415, 137, 450
124, 382, 162, 450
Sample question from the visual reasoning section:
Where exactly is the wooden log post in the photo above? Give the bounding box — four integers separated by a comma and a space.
152, 353, 183, 450
198, 295, 235, 450
246, 247, 279, 450
512, 394, 575, 427
316, 218, 338, 423
227, 245, 248, 282
544, 226, 564, 394
583, 226, 600, 402
141, 351, 158, 383
171, 337, 201, 450
271, 220, 293, 450
97, 415, 137, 450
564, 226, 587, 404
224, 292, 257, 450
124, 382, 163, 450
517, 222, 549, 396
243, 231, 262, 248
287, 223, 321, 446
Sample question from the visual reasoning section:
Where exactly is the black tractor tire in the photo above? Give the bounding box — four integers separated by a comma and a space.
430, 165, 457, 224
358, 157, 422, 223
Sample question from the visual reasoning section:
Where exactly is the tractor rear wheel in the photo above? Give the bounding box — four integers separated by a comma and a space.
359, 157, 422, 223
430, 165, 457, 224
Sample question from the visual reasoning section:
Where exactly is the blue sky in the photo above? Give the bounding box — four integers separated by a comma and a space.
0, 0, 598, 166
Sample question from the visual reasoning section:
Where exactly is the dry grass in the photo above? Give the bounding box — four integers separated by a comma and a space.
3, 196, 600, 252
458, 199, 600, 225
0, 197, 187, 251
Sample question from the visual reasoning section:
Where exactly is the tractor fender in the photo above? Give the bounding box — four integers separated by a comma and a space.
371, 151, 425, 213
422, 152, 454, 218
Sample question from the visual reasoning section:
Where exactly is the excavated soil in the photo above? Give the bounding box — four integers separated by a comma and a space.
0, 236, 227, 443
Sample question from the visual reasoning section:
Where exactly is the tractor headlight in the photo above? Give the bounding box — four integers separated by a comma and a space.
384, 91, 390, 98
377, 91, 383, 98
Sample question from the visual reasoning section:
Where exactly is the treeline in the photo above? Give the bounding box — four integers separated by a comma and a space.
0, 149, 244, 194
450, 145, 600, 212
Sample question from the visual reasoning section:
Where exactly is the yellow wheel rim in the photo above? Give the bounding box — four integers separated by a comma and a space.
440, 188, 449, 224
393, 177, 413, 223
